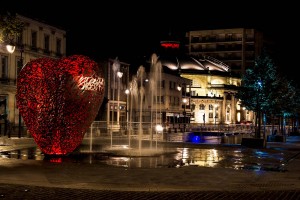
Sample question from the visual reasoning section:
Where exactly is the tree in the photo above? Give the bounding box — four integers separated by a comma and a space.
270, 76, 300, 135
236, 50, 280, 138
0, 12, 24, 44
237, 49, 300, 138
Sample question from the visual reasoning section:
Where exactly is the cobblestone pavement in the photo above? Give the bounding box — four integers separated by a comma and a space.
0, 184, 300, 200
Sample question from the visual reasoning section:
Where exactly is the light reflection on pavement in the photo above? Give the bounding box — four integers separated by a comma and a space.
0, 137, 297, 172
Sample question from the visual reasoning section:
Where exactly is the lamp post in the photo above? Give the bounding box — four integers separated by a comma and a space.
182, 98, 187, 133
256, 80, 262, 139
125, 89, 129, 132
125, 88, 130, 147
5, 40, 24, 138
117, 71, 123, 128
3, 42, 15, 138
176, 84, 182, 130
111, 58, 120, 147
18, 45, 24, 138
182, 82, 188, 133
5, 40, 23, 138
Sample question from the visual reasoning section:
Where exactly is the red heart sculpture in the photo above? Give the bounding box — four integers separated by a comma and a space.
16, 55, 105, 155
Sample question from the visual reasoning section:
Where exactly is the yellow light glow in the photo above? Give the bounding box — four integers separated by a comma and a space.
237, 112, 241, 122
117, 71, 123, 78
177, 85, 182, 91
155, 124, 163, 132
6, 44, 15, 53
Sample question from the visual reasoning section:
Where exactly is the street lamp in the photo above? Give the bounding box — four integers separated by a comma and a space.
182, 98, 187, 132
117, 71, 123, 128
111, 58, 120, 147
6, 44, 15, 53
18, 45, 24, 138
5, 40, 23, 138
125, 89, 129, 131
1, 42, 16, 138
177, 84, 182, 91
6, 33, 24, 138
256, 80, 262, 139
125, 89, 130, 146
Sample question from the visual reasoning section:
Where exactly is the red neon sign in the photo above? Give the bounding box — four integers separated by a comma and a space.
160, 42, 180, 49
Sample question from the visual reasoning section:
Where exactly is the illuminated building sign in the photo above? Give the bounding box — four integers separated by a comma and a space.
160, 41, 180, 49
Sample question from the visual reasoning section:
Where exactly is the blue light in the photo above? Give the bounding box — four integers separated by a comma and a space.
191, 135, 201, 143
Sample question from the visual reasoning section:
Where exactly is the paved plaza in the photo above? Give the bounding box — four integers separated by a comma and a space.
0, 136, 299, 199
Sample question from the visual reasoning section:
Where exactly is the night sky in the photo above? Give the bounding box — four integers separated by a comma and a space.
2, 1, 298, 82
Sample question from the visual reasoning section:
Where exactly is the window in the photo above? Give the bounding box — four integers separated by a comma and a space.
56, 38, 61, 55
44, 34, 50, 54
226, 34, 233, 41
16, 56, 23, 75
209, 113, 213, 118
169, 81, 174, 89
17, 34, 23, 46
154, 96, 164, 104
215, 113, 219, 118
0, 96, 7, 114
226, 93, 232, 100
176, 97, 180, 106
161, 80, 165, 88
1, 55, 8, 78
31, 31, 37, 50
209, 104, 213, 110
199, 104, 205, 110
170, 96, 175, 106
160, 96, 164, 104
226, 106, 230, 121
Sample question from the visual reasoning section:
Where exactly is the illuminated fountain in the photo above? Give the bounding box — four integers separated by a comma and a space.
107, 53, 169, 156
149, 54, 163, 149
137, 66, 145, 151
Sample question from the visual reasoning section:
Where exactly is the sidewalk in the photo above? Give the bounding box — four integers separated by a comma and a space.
0, 136, 300, 199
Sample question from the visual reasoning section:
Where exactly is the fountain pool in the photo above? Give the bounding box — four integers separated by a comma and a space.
0, 135, 291, 172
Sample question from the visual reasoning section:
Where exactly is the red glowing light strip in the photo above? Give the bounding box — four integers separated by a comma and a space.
161, 43, 180, 49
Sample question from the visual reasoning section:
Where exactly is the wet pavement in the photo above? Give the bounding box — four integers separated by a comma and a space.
0, 135, 300, 199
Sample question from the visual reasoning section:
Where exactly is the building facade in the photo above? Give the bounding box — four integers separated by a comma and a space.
0, 14, 66, 136
153, 39, 255, 133
184, 28, 268, 76
159, 53, 254, 129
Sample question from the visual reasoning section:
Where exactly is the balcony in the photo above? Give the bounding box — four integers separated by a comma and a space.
0, 78, 17, 85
